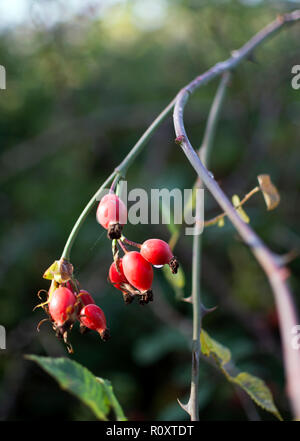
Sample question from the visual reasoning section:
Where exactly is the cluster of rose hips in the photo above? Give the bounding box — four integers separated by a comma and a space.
36, 273, 109, 353
36, 189, 179, 353
97, 191, 179, 306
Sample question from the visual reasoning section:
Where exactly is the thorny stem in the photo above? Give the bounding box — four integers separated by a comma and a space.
169, 73, 232, 251
58, 9, 300, 420
174, 10, 300, 419
200, 71, 232, 165
187, 73, 231, 421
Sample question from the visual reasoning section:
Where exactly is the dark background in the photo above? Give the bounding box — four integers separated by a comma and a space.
0, 0, 299, 421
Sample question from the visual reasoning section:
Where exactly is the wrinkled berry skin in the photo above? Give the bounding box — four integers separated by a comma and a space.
49, 287, 77, 326
141, 239, 173, 266
77, 290, 95, 312
80, 304, 107, 333
122, 251, 153, 292
109, 259, 128, 290
96, 194, 127, 229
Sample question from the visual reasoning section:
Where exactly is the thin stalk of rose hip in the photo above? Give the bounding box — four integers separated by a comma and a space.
109, 174, 121, 194
117, 239, 129, 255
60, 102, 175, 261
120, 235, 141, 249
174, 11, 300, 419
60, 172, 116, 261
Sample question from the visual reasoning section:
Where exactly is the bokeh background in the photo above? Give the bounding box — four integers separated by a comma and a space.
0, 0, 300, 421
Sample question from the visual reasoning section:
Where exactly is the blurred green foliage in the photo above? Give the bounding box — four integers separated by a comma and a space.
0, 0, 300, 421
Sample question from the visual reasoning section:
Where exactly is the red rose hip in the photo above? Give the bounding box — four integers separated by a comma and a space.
96, 193, 127, 239
108, 259, 128, 290
141, 239, 173, 265
141, 239, 179, 274
76, 290, 95, 312
80, 304, 109, 340
49, 287, 77, 326
122, 251, 153, 292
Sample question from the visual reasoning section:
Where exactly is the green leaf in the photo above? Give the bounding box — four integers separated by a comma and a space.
96, 378, 127, 421
200, 329, 231, 366
200, 330, 281, 420
26, 355, 126, 421
232, 194, 250, 223
231, 372, 282, 420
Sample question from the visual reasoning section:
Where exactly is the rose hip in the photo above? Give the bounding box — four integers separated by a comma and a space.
96, 194, 127, 239
80, 304, 109, 340
140, 239, 173, 265
122, 251, 153, 292
76, 290, 95, 312
49, 287, 77, 326
108, 259, 128, 290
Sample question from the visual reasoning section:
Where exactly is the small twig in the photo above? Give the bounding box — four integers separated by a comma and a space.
173, 10, 300, 419
204, 186, 260, 227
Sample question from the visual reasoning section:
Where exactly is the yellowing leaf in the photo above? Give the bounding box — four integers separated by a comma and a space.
232, 194, 250, 223
200, 329, 282, 420
257, 174, 280, 211
200, 329, 231, 366
218, 217, 225, 227
43, 259, 73, 283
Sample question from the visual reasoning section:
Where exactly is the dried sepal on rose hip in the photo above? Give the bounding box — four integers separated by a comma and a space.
96, 193, 127, 240
80, 304, 110, 341
140, 238, 179, 274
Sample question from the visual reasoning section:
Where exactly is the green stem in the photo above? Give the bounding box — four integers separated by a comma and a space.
200, 71, 231, 165
188, 74, 230, 421
60, 100, 175, 261
115, 99, 176, 177
174, 10, 300, 419
60, 172, 115, 260
190, 231, 202, 421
